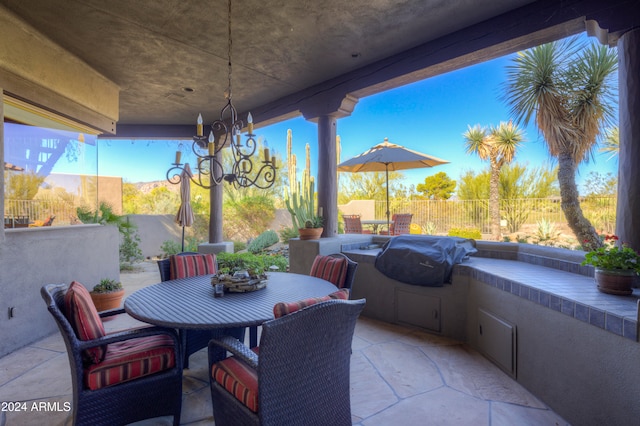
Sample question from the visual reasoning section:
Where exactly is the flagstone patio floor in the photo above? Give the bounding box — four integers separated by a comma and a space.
0, 261, 568, 425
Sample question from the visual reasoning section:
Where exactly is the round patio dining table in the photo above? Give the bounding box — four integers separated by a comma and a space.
124, 272, 338, 332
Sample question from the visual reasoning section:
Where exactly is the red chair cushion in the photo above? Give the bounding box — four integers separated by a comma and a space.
214, 287, 349, 413
84, 334, 176, 390
211, 348, 261, 412
309, 255, 348, 288
64, 281, 106, 364
169, 253, 217, 280
272, 289, 349, 318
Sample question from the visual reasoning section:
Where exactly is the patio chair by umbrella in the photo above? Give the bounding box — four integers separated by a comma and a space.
176, 163, 195, 251
338, 138, 449, 232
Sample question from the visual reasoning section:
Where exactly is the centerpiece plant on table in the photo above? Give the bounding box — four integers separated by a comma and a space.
581, 234, 640, 295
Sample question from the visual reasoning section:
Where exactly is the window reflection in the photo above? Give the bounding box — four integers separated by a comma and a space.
4, 122, 98, 227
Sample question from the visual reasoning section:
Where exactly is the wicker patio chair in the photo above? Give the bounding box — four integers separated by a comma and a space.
41, 283, 182, 426
208, 298, 366, 426
157, 252, 245, 367
309, 253, 358, 291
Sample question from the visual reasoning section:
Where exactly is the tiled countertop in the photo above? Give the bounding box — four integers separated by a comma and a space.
456, 257, 639, 341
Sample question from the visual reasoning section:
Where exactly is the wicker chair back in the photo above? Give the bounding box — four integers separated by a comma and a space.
209, 298, 365, 426
157, 252, 244, 368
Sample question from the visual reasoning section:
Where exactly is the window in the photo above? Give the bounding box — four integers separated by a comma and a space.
4, 121, 98, 227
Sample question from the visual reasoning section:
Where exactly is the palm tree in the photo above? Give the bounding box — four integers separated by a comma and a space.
464, 121, 524, 240
503, 37, 617, 250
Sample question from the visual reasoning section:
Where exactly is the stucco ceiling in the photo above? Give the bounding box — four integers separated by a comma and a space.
1, 0, 545, 129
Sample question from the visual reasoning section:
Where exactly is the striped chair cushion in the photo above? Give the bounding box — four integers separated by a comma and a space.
84, 334, 176, 390
64, 281, 106, 364
169, 253, 217, 280
273, 288, 349, 318
309, 255, 348, 288
215, 290, 349, 412
211, 348, 260, 412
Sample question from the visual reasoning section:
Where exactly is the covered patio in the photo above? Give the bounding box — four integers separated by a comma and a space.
0, 261, 567, 425
1, 1, 640, 425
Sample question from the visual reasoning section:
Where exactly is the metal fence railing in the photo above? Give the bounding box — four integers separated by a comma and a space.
374, 197, 617, 236
4, 199, 78, 226
7, 196, 617, 236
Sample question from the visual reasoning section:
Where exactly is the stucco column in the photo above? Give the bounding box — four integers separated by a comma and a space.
301, 93, 358, 238
615, 27, 640, 251
317, 115, 338, 237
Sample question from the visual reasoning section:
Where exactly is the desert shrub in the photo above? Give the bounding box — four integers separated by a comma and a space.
447, 227, 482, 240
217, 252, 288, 274
247, 230, 279, 254
233, 241, 247, 253
160, 240, 182, 257
119, 217, 143, 268
535, 218, 561, 243
279, 226, 299, 242
77, 202, 122, 226
422, 222, 437, 235
160, 236, 200, 257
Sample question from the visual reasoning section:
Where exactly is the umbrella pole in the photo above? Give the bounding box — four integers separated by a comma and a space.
385, 164, 390, 233
181, 226, 185, 252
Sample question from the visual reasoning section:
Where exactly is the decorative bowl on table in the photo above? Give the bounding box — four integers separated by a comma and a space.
211, 270, 268, 293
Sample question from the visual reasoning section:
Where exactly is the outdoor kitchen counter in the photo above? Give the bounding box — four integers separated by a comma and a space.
343, 244, 639, 342
341, 240, 640, 426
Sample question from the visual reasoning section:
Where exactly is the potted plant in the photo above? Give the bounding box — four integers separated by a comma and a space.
298, 215, 324, 240
284, 141, 324, 240
581, 234, 640, 295
90, 278, 125, 313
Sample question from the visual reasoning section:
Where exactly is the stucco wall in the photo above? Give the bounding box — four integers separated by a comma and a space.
466, 280, 640, 426
127, 214, 183, 259
0, 224, 119, 358
338, 200, 375, 220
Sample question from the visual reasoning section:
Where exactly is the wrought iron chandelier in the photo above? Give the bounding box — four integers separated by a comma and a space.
167, 0, 276, 189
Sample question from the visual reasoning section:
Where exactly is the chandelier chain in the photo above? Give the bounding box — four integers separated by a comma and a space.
166, 0, 276, 190
227, 0, 232, 100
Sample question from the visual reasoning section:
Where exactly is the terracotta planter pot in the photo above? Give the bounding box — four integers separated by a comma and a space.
90, 289, 125, 317
594, 268, 635, 295
298, 227, 323, 240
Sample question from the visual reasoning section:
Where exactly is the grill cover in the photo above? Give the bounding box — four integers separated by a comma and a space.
374, 235, 477, 286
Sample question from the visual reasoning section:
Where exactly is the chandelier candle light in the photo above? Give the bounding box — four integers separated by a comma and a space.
166, 0, 276, 190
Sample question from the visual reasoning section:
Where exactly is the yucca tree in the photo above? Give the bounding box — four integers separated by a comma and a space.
464, 121, 524, 240
600, 126, 619, 160
503, 37, 617, 250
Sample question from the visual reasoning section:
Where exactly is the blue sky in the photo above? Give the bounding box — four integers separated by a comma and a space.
96, 35, 618, 194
